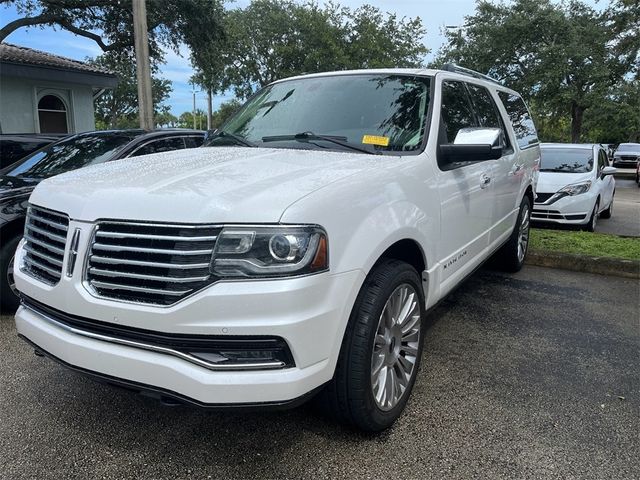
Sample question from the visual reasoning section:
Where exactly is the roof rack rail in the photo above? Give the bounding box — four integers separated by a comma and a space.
441, 64, 502, 85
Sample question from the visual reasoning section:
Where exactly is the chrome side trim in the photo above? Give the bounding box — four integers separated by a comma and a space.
21, 303, 286, 371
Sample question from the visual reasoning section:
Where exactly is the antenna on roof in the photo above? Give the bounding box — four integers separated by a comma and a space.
442, 64, 502, 85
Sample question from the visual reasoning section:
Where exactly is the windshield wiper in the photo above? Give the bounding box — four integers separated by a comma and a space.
207, 130, 258, 148
262, 132, 379, 155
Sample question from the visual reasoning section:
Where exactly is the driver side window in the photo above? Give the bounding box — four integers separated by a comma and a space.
440, 81, 477, 144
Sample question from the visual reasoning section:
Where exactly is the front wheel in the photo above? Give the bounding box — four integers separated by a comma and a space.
583, 200, 599, 232
318, 259, 425, 431
1, 235, 21, 312
495, 195, 531, 272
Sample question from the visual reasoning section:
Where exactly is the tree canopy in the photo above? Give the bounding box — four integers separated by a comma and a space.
90, 51, 172, 130
435, 0, 639, 143
191, 0, 428, 99
1, 0, 225, 63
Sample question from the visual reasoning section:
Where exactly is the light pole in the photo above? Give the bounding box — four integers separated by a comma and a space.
132, 0, 154, 130
191, 84, 200, 130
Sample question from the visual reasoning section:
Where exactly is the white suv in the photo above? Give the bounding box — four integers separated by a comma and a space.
13, 67, 539, 431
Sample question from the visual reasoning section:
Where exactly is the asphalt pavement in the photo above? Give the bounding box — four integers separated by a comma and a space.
596, 178, 640, 237
1, 265, 638, 479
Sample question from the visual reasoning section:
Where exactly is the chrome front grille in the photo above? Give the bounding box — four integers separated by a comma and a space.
86, 222, 221, 305
22, 206, 69, 284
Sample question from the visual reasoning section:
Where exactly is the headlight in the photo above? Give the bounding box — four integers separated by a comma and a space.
211, 225, 328, 278
558, 181, 591, 196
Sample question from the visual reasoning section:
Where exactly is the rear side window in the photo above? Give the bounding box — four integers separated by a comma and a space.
467, 84, 512, 153
440, 81, 477, 144
497, 92, 539, 149
130, 137, 186, 157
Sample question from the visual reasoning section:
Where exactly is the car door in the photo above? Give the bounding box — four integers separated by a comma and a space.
436, 79, 496, 291
596, 147, 614, 209
466, 83, 521, 246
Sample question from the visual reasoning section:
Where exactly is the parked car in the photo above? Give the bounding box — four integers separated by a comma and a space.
1, 128, 204, 311
636, 160, 640, 186
13, 67, 539, 431
612, 143, 640, 168
533, 143, 616, 231
0, 133, 65, 169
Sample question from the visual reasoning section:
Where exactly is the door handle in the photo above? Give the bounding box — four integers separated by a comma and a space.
480, 174, 491, 189
510, 164, 524, 175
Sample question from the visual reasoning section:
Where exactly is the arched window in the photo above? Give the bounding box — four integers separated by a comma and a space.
38, 94, 68, 133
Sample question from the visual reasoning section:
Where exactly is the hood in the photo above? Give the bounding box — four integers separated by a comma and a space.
536, 171, 593, 193
30, 146, 384, 223
0, 175, 39, 198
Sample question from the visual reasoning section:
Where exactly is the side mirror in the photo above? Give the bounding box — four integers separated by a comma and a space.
440, 128, 503, 164
601, 166, 616, 177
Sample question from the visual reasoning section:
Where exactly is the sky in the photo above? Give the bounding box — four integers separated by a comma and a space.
0, 0, 606, 116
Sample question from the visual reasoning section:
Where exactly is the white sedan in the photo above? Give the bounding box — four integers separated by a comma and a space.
533, 143, 616, 231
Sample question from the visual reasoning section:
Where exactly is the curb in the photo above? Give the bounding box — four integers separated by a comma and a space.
526, 249, 640, 279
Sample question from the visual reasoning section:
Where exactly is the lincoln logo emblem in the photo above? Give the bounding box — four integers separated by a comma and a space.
66, 228, 81, 277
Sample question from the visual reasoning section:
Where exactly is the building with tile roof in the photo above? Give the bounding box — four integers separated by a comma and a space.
0, 43, 118, 134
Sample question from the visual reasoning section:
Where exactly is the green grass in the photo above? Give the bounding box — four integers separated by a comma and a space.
530, 228, 640, 260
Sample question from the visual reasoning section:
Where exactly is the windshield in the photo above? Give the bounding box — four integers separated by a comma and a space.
3, 133, 140, 179
206, 74, 432, 154
540, 147, 594, 173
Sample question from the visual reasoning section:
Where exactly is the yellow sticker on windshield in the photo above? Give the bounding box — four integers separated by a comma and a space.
362, 135, 390, 147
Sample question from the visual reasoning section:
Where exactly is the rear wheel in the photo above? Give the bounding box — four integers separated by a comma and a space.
496, 195, 531, 272
318, 259, 425, 431
1, 235, 21, 312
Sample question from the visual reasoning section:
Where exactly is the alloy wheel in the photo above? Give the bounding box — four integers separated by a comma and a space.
517, 203, 530, 263
371, 283, 421, 411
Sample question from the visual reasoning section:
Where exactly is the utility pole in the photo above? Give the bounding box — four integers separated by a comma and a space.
192, 83, 197, 130
207, 88, 213, 131
132, 0, 154, 130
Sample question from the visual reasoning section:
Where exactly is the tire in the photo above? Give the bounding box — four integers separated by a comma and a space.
495, 195, 531, 273
583, 200, 599, 232
600, 193, 614, 219
1, 235, 21, 313
317, 259, 425, 432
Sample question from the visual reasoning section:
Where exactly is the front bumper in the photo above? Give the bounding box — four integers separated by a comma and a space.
14, 264, 365, 405
612, 158, 638, 168
532, 192, 595, 225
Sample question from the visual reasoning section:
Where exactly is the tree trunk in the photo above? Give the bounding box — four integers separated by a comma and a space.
570, 103, 585, 143
207, 89, 213, 130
